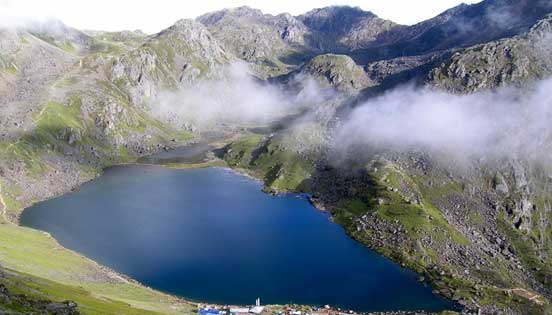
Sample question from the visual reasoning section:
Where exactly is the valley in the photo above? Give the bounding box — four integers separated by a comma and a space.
1, 1, 552, 314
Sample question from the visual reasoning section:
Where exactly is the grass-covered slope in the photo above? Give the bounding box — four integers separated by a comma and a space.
219, 130, 318, 192
0, 225, 195, 315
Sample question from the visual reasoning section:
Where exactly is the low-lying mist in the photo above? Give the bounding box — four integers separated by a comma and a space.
334, 78, 552, 164
150, 60, 552, 167
150, 62, 324, 131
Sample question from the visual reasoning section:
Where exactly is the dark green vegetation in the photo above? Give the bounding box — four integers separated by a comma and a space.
2, 0, 552, 314
220, 133, 315, 192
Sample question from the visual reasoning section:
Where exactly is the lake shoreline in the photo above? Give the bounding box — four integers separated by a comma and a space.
18, 154, 458, 312
14, 136, 459, 315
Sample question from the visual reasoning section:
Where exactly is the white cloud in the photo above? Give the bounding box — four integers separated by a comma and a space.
0, 0, 480, 33
333, 80, 552, 163
151, 62, 299, 130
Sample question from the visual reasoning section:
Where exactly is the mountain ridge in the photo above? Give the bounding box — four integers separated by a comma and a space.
1, 1, 552, 314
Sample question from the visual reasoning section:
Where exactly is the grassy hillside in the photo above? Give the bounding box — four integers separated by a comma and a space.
0, 223, 196, 314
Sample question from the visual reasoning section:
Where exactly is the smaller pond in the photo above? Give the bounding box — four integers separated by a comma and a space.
137, 143, 214, 164
21, 166, 453, 312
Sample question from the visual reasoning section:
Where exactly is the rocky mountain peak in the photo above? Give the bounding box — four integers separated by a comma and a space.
195, 6, 314, 75
155, 18, 227, 54
298, 6, 377, 33
295, 6, 399, 52
166, 19, 208, 33
226, 6, 265, 18
197, 6, 265, 25
350, 0, 552, 63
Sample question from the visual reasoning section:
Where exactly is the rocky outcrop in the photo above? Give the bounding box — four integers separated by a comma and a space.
0, 283, 79, 315
298, 54, 373, 92
428, 14, 552, 92
109, 19, 232, 104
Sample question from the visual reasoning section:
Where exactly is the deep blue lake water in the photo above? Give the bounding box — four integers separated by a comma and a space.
21, 166, 452, 312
